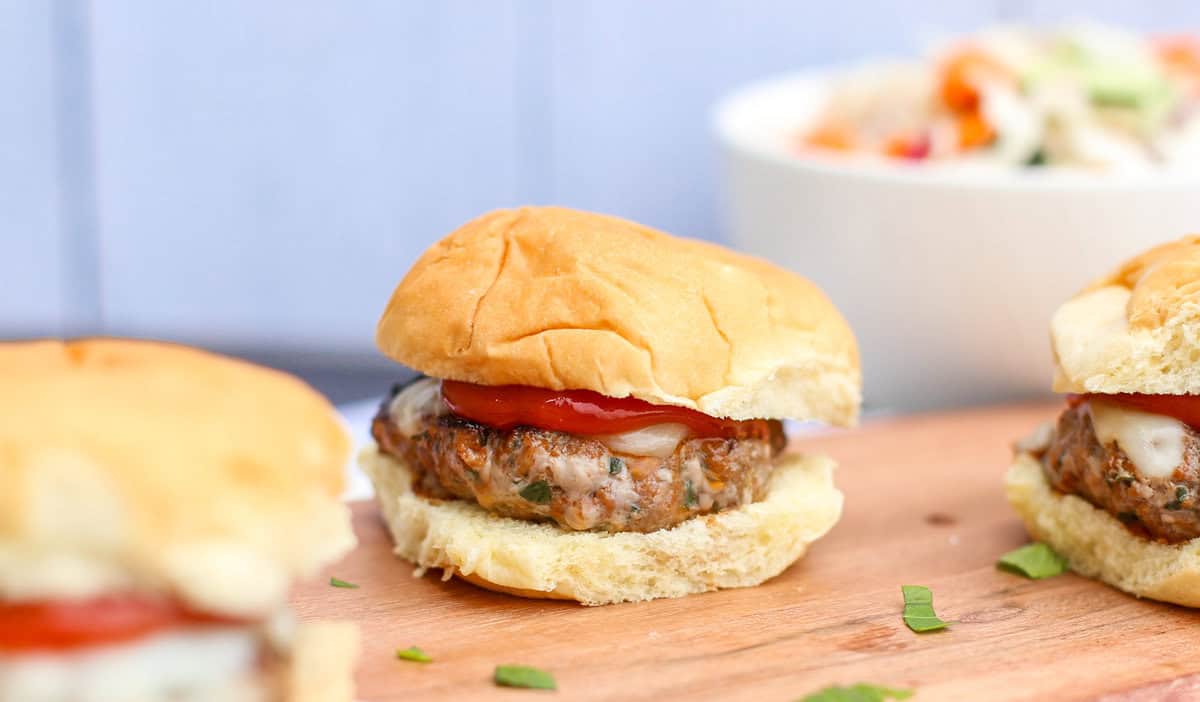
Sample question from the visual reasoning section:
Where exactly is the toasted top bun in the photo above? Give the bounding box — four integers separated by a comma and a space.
0, 339, 356, 618
1052, 235, 1200, 395
377, 207, 861, 424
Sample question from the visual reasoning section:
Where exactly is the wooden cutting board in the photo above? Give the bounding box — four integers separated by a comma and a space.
291, 404, 1200, 702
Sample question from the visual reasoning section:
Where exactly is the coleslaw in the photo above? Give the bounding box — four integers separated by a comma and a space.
798, 25, 1200, 171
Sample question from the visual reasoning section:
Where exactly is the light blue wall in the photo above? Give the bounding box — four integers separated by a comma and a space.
5, 0, 1200, 356
1, 1, 66, 335
91, 1, 524, 351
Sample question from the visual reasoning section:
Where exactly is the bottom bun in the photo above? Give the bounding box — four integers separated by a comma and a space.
1005, 452, 1200, 607
360, 445, 843, 606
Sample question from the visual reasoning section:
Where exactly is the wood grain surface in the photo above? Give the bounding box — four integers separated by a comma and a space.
291, 404, 1200, 702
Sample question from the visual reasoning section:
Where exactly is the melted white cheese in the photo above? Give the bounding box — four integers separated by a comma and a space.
388, 377, 444, 436
591, 423, 690, 458
544, 453, 608, 495
606, 474, 641, 514
1014, 421, 1054, 454
1089, 399, 1187, 479
0, 627, 266, 702
680, 456, 713, 511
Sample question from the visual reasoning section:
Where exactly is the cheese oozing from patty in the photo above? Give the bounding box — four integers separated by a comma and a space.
590, 423, 690, 458
1088, 399, 1187, 479
389, 377, 446, 436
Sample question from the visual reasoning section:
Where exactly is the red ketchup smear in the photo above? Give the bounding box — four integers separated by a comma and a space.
0, 595, 247, 652
440, 380, 749, 438
1074, 393, 1200, 431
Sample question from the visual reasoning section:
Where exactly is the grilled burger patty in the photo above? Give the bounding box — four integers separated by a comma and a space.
371, 378, 786, 533
1038, 402, 1200, 543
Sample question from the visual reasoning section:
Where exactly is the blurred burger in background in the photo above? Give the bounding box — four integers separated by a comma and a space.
1008, 237, 1200, 606
0, 340, 357, 702
800, 24, 1200, 171
363, 206, 860, 605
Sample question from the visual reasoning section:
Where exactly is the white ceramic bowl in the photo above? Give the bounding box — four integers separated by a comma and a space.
715, 69, 1200, 412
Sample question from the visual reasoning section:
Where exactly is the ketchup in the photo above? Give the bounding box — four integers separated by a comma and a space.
0, 595, 246, 652
440, 380, 748, 437
1075, 393, 1200, 431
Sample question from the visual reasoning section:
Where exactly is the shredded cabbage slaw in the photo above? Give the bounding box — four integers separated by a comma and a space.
798, 25, 1200, 171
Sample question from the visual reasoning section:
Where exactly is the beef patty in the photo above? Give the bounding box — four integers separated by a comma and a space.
1038, 401, 1200, 543
371, 378, 786, 533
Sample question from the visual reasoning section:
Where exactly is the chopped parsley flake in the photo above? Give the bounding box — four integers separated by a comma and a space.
494, 664, 556, 690
608, 457, 624, 475
684, 479, 698, 508
396, 646, 432, 663
329, 577, 359, 589
799, 683, 913, 702
997, 542, 1069, 579
901, 585, 949, 633
519, 480, 552, 504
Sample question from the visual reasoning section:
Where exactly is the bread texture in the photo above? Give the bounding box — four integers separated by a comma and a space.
0, 339, 356, 618
1005, 452, 1200, 607
376, 206, 861, 425
360, 444, 843, 605
1052, 235, 1200, 395
286, 621, 360, 702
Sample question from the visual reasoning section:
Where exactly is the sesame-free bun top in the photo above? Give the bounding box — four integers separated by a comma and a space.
376, 207, 861, 425
0, 339, 355, 618
1052, 236, 1200, 395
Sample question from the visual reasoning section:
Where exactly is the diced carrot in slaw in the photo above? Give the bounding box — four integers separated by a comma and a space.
801, 122, 856, 152
1156, 35, 1200, 82
939, 47, 1013, 113
956, 110, 996, 149
884, 132, 931, 160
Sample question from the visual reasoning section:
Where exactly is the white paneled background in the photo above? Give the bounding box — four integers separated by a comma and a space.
5, 0, 1200, 400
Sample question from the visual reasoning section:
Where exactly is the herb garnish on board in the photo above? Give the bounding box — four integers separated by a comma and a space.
996, 542, 1068, 579
901, 585, 950, 633
798, 683, 913, 702
396, 646, 432, 663
494, 664, 556, 690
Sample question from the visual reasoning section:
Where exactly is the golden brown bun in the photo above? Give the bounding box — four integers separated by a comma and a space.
1052, 235, 1200, 394
0, 339, 356, 618
1006, 452, 1200, 607
376, 207, 861, 424
360, 444, 843, 606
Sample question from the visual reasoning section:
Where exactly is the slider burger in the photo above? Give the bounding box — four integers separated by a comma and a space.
363, 206, 860, 605
1007, 236, 1200, 606
0, 340, 358, 701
